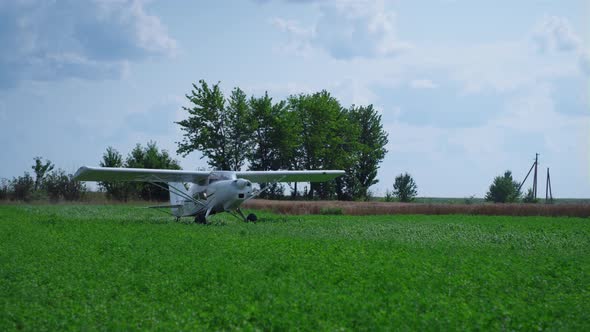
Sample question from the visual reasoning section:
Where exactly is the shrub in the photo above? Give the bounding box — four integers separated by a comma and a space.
485, 170, 521, 203
62, 173, 87, 201
384, 189, 395, 202
43, 169, 87, 202
364, 190, 374, 202
11, 173, 35, 202
44, 171, 63, 202
522, 188, 538, 204
0, 178, 9, 200
259, 183, 285, 200
464, 195, 476, 205
393, 173, 418, 202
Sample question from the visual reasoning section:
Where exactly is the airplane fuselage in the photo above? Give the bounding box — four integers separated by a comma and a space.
175, 173, 254, 218
202, 178, 253, 214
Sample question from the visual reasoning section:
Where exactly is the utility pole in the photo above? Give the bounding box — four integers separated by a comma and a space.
518, 153, 539, 194
533, 153, 538, 198
518, 158, 536, 193
545, 167, 553, 203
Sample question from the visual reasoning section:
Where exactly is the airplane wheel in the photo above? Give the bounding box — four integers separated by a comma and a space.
195, 214, 207, 224
246, 213, 257, 222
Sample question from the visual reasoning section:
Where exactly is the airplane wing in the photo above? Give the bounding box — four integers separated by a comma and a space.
73, 166, 210, 183
235, 170, 345, 183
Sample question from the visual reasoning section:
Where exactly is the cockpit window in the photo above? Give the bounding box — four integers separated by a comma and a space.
208, 171, 237, 183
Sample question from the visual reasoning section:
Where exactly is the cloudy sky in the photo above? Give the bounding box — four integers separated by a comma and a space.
1, 0, 589, 198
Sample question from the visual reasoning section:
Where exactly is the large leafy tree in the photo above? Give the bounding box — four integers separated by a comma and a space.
248, 92, 298, 198
175, 81, 391, 201
226, 87, 254, 171
289, 91, 353, 199
485, 170, 521, 203
177, 80, 251, 171
340, 105, 388, 200
126, 141, 181, 201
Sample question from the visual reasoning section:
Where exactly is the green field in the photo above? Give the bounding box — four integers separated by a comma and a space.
1, 205, 589, 330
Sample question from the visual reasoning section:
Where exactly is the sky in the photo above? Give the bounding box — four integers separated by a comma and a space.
1, 0, 589, 198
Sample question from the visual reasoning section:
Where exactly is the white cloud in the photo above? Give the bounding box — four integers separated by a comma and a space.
127, 1, 178, 56
0, 0, 177, 88
494, 85, 555, 132
270, 17, 314, 56
271, 17, 313, 37
409, 79, 437, 89
532, 16, 590, 76
271, 0, 411, 59
533, 15, 581, 53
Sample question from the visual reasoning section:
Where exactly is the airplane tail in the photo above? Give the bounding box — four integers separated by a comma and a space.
168, 182, 189, 217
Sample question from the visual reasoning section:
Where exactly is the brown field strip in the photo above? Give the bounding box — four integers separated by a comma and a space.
243, 200, 590, 217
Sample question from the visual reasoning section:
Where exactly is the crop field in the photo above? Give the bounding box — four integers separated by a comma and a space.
1, 205, 589, 330
244, 199, 590, 217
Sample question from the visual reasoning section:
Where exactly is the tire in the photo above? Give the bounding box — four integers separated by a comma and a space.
246, 213, 257, 222
194, 214, 207, 224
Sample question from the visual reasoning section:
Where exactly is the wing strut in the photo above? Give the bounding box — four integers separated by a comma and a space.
144, 176, 205, 208
245, 175, 287, 201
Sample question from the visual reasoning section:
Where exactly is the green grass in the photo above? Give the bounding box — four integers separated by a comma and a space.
1, 205, 589, 330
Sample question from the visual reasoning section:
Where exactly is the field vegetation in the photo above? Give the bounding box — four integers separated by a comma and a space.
1, 205, 589, 330
244, 199, 590, 218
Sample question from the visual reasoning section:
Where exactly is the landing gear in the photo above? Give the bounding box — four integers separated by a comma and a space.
194, 213, 207, 224
236, 208, 257, 223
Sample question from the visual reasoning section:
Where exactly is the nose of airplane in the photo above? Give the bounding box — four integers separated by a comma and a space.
233, 179, 251, 189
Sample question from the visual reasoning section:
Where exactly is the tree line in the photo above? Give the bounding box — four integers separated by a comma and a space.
176, 80, 389, 200
0, 142, 179, 203
0, 157, 86, 202
0, 78, 540, 204
97, 142, 180, 201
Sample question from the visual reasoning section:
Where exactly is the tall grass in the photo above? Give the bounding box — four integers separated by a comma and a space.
244, 199, 590, 217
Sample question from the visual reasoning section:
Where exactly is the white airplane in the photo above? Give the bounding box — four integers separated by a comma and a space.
74, 166, 345, 223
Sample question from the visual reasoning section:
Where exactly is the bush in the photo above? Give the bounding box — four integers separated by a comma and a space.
364, 190, 374, 202
43, 169, 87, 202
0, 178, 9, 200
393, 173, 418, 202
464, 195, 476, 205
44, 171, 63, 202
485, 170, 521, 203
63, 175, 87, 201
522, 188, 538, 204
384, 189, 395, 202
258, 183, 285, 200
11, 173, 35, 202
